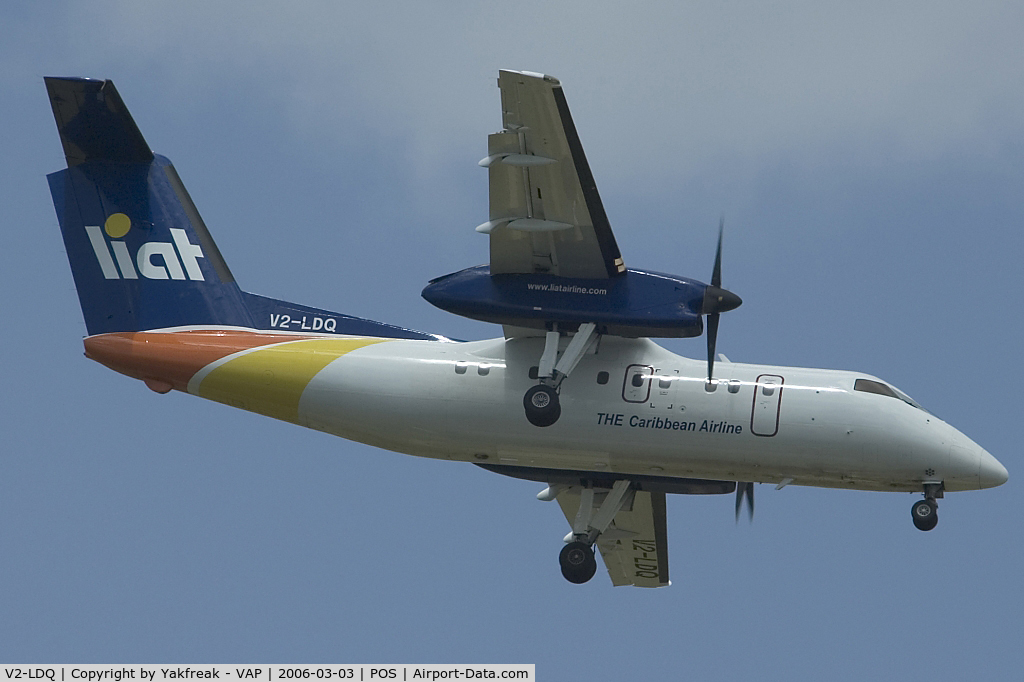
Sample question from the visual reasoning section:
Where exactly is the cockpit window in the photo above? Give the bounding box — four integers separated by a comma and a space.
855, 378, 930, 413
854, 379, 897, 398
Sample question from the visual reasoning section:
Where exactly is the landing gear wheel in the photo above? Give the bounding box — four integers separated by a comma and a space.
524, 384, 561, 427
911, 498, 938, 531
559, 541, 597, 584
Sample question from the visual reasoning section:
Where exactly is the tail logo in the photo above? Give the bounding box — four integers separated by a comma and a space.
85, 213, 206, 281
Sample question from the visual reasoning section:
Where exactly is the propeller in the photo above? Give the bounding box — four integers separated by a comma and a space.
701, 218, 742, 383
735, 481, 754, 522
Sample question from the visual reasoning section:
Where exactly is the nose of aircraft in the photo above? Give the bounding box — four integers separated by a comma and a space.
979, 448, 1009, 489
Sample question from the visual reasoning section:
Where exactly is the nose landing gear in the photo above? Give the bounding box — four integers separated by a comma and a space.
911, 482, 943, 531
911, 499, 938, 531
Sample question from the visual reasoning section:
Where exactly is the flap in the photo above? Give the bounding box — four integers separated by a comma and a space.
484, 70, 625, 279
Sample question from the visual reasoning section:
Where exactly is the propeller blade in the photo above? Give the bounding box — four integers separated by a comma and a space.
735, 482, 754, 522
711, 216, 724, 288
702, 218, 740, 315
704, 217, 740, 383
706, 312, 719, 382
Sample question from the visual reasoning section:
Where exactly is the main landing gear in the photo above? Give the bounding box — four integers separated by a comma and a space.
523, 385, 560, 427
523, 323, 599, 427
911, 482, 943, 531
541, 480, 634, 584
559, 541, 597, 584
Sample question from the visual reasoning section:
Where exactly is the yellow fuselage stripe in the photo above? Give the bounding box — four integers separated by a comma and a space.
197, 338, 386, 424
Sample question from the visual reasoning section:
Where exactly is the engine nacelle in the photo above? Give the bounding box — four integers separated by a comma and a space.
422, 265, 708, 338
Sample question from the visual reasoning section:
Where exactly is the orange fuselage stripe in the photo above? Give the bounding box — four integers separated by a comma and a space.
84, 330, 352, 393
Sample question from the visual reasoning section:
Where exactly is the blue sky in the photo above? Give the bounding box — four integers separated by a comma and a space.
2, 2, 1022, 678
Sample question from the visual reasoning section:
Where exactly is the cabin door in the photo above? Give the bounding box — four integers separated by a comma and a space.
750, 373, 784, 436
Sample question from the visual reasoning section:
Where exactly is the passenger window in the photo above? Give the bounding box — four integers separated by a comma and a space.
659, 378, 671, 389
632, 373, 645, 388
704, 380, 718, 393
455, 362, 468, 374
477, 365, 490, 376
597, 371, 609, 385
728, 380, 740, 394
762, 385, 775, 396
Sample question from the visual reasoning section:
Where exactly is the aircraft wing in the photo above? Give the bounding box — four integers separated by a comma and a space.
556, 487, 670, 588
481, 70, 626, 279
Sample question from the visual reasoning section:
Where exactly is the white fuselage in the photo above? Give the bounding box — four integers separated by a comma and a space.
280, 335, 1004, 494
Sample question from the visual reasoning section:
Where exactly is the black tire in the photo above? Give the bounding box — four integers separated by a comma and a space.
911, 499, 938, 531
524, 384, 561, 427
559, 541, 597, 584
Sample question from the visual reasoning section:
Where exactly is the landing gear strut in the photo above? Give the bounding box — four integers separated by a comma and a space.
523, 323, 598, 427
911, 482, 943, 531
542, 479, 634, 584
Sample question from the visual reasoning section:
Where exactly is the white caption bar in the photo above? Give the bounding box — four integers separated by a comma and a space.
0, 667, 535, 682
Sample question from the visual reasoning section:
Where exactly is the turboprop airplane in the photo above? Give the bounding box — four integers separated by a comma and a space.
45, 71, 1008, 587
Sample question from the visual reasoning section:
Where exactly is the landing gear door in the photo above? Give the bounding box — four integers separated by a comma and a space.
622, 364, 653, 404
750, 373, 784, 437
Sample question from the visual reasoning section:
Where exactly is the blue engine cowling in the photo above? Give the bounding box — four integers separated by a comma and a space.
422, 265, 708, 338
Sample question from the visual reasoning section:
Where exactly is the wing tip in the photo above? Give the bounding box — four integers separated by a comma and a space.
499, 69, 560, 85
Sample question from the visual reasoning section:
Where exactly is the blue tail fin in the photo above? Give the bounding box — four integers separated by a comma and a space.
46, 77, 439, 341
46, 77, 253, 335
